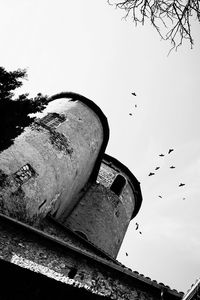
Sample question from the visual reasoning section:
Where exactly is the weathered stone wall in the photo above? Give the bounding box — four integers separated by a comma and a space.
62, 157, 137, 258
0, 215, 183, 300
97, 161, 135, 220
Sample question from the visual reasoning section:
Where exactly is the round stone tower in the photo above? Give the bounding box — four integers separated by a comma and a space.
0, 92, 109, 224
62, 153, 142, 258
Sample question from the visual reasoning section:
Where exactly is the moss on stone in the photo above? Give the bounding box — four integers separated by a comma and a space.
49, 130, 73, 156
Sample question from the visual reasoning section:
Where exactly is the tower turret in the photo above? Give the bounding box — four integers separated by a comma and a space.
0, 92, 109, 224
60, 153, 142, 258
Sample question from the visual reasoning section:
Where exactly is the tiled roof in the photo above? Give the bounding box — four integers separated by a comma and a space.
113, 259, 184, 297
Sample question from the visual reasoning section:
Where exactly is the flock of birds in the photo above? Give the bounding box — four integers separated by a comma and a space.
129, 92, 137, 116
129, 92, 186, 191
148, 148, 186, 189
125, 146, 187, 256
147, 148, 186, 206
125, 92, 187, 257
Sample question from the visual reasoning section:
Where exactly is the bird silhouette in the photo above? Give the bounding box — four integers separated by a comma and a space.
158, 195, 162, 198
179, 183, 185, 187
135, 223, 139, 230
129, 113, 133, 116
131, 92, 137, 96
170, 166, 175, 169
139, 231, 142, 235
155, 167, 160, 170
159, 154, 165, 157
126, 252, 128, 256
135, 104, 137, 108
168, 149, 174, 154
148, 172, 155, 176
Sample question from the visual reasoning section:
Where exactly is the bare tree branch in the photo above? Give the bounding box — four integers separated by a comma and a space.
108, 0, 200, 51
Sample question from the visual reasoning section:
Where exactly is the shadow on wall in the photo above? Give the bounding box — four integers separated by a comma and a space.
0, 259, 110, 300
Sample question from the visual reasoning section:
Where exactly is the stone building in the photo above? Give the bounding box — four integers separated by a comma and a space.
0, 92, 184, 299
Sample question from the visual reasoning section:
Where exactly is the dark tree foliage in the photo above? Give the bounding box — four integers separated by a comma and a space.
108, 0, 200, 51
0, 67, 48, 152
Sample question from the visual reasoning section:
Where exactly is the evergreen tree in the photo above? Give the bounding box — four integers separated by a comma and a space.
0, 66, 48, 152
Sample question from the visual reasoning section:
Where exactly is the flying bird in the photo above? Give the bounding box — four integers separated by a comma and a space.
170, 166, 175, 169
129, 113, 133, 116
148, 172, 155, 176
155, 167, 160, 170
135, 104, 137, 108
126, 252, 128, 256
135, 223, 139, 230
179, 183, 185, 187
158, 195, 162, 198
168, 149, 174, 154
139, 231, 142, 235
159, 154, 165, 157
131, 92, 137, 96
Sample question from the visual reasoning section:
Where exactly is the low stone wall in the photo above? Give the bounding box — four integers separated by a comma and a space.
0, 214, 183, 300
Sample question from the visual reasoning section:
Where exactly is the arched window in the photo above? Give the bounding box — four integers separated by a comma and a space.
110, 174, 126, 196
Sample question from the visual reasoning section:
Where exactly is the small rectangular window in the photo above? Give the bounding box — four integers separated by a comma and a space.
13, 163, 36, 185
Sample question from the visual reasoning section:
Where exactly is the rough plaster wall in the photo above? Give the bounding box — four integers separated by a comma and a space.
121, 183, 135, 220
0, 100, 103, 225
53, 101, 104, 219
64, 183, 132, 258
38, 217, 112, 261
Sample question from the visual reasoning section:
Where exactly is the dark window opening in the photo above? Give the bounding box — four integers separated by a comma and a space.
110, 174, 126, 196
74, 231, 88, 241
68, 267, 77, 279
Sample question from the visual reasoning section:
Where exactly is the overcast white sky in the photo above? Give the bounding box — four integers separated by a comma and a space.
1, 0, 200, 293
